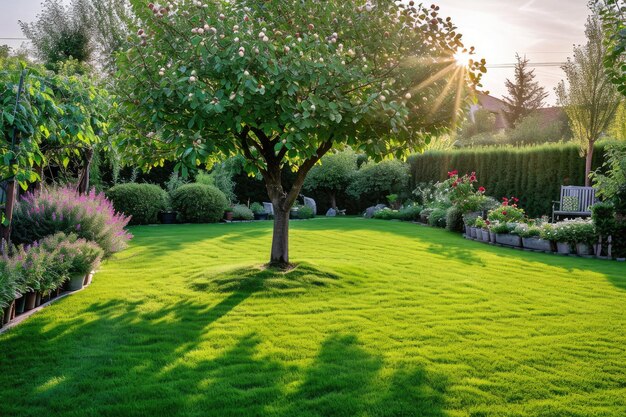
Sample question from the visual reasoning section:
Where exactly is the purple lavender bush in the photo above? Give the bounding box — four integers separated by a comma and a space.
11, 187, 132, 257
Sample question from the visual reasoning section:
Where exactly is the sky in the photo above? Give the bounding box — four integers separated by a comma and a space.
0, 0, 591, 105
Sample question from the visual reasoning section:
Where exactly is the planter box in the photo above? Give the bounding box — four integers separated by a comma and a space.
576, 243, 593, 256
495, 233, 522, 247
556, 242, 571, 255
480, 229, 490, 242
489, 231, 496, 244
469, 227, 478, 239
522, 237, 552, 252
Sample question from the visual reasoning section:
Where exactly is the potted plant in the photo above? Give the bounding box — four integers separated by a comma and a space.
64, 240, 104, 291
463, 215, 478, 238
569, 219, 596, 256
475, 218, 490, 242
493, 222, 522, 247
549, 221, 573, 255
516, 224, 552, 252
224, 207, 234, 221
250, 202, 269, 220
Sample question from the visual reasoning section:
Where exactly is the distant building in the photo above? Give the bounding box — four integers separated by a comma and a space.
468, 93, 564, 131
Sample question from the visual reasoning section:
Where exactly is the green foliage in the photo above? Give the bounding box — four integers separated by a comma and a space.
592, 202, 616, 236
443, 170, 487, 213
507, 112, 568, 145
407, 142, 610, 218
428, 208, 448, 228
373, 204, 422, 222
106, 183, 168, 225
459, 109, 495, 140
304, 149, 357, 205
487, 199, 525, 223
19, 0, 93, 68
502, 54, 548, 127
170, 184, 228, 223
445, 206, 464, 232
491, 222, 516, 234
593, 0, 626, 95
591, 142, 626, 203
548, 219, 596, 244
294, 205, 315, 220
232, 204, 254, 221
250, 202, 265, 215
348, 159, 410, 203
0, 58, 109, 190
196, 158, 242, 203
513, 223, 542, 238
165, 171, 188, 194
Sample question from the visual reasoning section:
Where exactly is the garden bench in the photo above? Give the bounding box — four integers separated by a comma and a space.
263, 202, 274, 216
552, 186, 596, 222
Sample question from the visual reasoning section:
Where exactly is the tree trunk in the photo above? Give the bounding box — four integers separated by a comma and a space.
270, 204, 290, 267
32, 163, 44, 192
77, 148, 94, 195
585, 141, 594, 187
1, 179, 17, 244
329, 192, 337, 211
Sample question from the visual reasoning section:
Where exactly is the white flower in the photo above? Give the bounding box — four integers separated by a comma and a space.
244, 70, 250, 76
262, 36, 269, 42
229, 92, 236, 100
197, 28, 204, 34
258, 31, 265, 38
219, 13, 225, 20
379, 94, 386, 101
189, 76, 197, 82
284, 46, 290, 52
310, 104, 316, 111
405, 92, 412, 99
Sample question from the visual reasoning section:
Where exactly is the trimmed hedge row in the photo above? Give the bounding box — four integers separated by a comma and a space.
408, 143, 609, 218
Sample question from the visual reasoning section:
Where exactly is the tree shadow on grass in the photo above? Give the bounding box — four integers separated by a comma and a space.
189, 262, 343, 296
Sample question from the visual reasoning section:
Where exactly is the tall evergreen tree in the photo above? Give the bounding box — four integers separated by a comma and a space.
502, 54, 549, 127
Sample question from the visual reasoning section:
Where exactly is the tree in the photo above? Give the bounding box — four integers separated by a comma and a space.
592, 0, 626, 96
556, 16, 622, 186
115, 0, 484, 267
502, 54, 548, 127
0, 45, 10, 60
19, 0, 94, 69
304, 149, 357, 211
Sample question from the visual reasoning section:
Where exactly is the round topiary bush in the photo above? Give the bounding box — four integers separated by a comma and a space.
106, 183, 168, 225
170, 184, 228, 223
232, 204, 254, 220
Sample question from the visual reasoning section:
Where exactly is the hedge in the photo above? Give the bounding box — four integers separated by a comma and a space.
408, 142, 609, 218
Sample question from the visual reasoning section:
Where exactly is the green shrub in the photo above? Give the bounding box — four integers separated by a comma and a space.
348, 159, 410, 202
106, 183, 167, 225
445, 206, 464, 232
428, 208, 447, 228
398, 204, 422, 221
232, 204, 254, 221
250, 202, 265, 214
296, 205, 315, 219
512, 224, 541, 238
547, 219, 595, 244
491, 222, 515, 234
591, 202, 616, 236
171, 184, 228, 223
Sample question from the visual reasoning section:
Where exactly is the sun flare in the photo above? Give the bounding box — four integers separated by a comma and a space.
454, 50, 473, 67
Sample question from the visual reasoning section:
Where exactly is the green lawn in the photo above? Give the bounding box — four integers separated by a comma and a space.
1, 218, 625, 417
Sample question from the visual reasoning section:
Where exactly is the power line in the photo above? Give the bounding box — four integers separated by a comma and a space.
486, 62, 566, 69
0, 37, 29, 40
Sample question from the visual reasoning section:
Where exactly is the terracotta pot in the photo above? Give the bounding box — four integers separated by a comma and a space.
496, 233, 522, 247
68, 274, 85, 291
24, 291, 37, 311
224, 211, 233, 221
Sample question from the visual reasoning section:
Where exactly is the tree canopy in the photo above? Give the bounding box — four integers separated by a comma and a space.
115, 0, 484, 265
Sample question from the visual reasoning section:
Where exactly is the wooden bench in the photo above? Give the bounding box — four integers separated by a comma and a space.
552, 186, 596, 222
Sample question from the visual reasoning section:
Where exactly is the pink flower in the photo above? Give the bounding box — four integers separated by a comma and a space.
478, 186, 485, 193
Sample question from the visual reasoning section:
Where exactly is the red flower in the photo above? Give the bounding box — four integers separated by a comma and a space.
502, 201, 509, 206
502, 211, 507, 216
451, 182, 458, 187
478, 186, 485, 193
447, 170, 458, 178
470, 175, 477, 182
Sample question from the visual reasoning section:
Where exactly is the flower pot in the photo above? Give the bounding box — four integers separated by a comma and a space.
420, 214, 429, 224
68, 274, 86, 291
3, 300, 15, 325
24, 291, 37, 311
224, 211, 233, 221
160, 211, 178, 224
481, 229, 490, 242
253, 212, 269, 221
522, 237, 552, 252
467, 227, 476, 239
15, 295, 26, 315
35, 292, 42, 307
556, 242, 571, 255
489, 231, 496, 243
495, 233, 522, 247
576, 243, 592, 256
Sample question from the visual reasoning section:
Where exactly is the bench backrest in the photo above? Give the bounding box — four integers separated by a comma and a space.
263, 202, 274, 215
559, 186, 596, 213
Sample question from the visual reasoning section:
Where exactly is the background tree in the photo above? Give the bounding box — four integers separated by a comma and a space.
19, 0, 94, 70
304, 149, 358, 211
0, 45, 10, 60
347, 159, 410, 204
592, 0, 626, 96
115, 0, 484, 267
556, 16, 622, 185
502, 54, 549, 127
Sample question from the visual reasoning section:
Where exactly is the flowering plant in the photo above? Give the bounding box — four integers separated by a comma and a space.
487, 197, 525, 223
12, 186, 132, 256
444, 170, 487, 213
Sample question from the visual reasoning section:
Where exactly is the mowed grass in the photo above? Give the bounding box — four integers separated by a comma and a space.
1, 217, 626, 417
